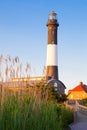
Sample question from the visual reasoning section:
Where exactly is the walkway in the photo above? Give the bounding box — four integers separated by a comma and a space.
69, 109, 87, 130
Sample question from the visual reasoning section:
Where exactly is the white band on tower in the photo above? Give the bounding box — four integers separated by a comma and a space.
46, 44, 58, 66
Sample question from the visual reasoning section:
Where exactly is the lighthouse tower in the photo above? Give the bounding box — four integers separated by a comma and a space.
46, 11, 59, 80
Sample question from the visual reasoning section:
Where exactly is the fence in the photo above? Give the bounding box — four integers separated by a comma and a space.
65, 100, 75, 110
76, 101, 87, 115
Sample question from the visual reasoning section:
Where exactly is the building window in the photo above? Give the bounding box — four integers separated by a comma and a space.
54, 82, 58, 91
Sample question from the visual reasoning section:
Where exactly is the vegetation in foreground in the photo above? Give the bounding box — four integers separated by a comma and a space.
82, 98, 87, 106
0, 93, 73, 130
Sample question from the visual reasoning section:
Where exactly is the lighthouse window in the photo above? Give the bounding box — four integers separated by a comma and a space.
49, 27, 52, 30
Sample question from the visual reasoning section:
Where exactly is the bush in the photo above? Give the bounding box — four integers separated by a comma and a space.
82, 98, 87, 106
35, 81, 67, 103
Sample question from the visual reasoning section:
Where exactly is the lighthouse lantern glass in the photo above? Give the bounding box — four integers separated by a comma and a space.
49, 12, 57, 20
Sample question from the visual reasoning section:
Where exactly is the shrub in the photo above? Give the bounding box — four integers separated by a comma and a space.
37, 81, 67, 103
82, 98, 87, 106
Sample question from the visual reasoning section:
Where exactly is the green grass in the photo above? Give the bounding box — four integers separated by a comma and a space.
0, 93, 73, 130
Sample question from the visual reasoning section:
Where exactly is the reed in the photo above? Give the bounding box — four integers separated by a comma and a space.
0, 92, 73, 130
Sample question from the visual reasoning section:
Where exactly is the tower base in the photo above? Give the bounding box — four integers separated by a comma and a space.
46, 66, 58, 80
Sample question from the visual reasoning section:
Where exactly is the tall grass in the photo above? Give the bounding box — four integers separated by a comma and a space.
0, 90, 73, 130
60, 106, 74, 128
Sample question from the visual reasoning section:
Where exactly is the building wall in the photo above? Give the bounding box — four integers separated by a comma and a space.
68, 91, 87, 100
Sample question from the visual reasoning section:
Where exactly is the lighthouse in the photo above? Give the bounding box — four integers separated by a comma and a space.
46, 11, 59, 80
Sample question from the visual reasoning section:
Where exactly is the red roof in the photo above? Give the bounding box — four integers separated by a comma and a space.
68, 82, 87, 93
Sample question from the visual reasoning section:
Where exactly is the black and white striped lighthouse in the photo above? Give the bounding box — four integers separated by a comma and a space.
46, 11, 59, 80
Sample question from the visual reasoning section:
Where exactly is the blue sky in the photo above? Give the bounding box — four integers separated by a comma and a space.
0, 0, 87, 92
